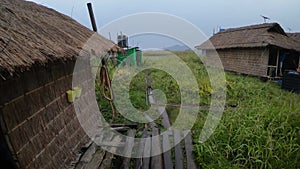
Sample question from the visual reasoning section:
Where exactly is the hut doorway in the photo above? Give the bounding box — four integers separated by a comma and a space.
268, 46, 299, 77
267, 46, 282, 77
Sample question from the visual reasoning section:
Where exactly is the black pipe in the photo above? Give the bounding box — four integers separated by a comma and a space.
87, 3, 97, 32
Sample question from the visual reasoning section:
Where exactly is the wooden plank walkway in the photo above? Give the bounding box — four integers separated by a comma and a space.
151, 127, 163, 169
184, 132, 197, 169
162, 132, 173, 169
72, 119, 198, 169
134, 129, 148, 169
121, 130, 136, 169
72, 76, 198, 169
140, 87, 198, 169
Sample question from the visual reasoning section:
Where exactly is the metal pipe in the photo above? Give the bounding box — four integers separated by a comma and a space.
87, 3, 97, 32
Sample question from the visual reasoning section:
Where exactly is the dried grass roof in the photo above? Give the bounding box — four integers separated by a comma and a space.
288, 33, 300, 42
0, 0, 121, 78
196, 23, 300, 52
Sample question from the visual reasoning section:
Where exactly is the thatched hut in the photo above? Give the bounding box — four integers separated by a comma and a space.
0, 0, 120, 168
197, 23, 300, 78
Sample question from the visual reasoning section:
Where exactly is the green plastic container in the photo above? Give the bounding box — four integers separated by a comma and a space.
66, 90, 76, 103
136, 50, 142, 66
73, 87, 82, 98
117, 48, 140, 66
127, 48, 137, 66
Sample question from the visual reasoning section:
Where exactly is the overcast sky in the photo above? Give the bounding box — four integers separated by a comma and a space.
27, 0, 300, 49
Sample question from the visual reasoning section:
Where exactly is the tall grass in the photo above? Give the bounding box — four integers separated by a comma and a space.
95, 51, 300, 168
193, 73, 300, 168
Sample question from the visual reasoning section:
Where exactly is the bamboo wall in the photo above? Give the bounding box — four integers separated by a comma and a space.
0, 59, 97, 169
206, 48, 269, 77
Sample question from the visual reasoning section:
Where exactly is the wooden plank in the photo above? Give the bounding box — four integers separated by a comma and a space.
98, 152, 113, 169
276, 48, 280, 76
110, 124, 138, 129
162, 133, 173, 169
75, 143, 99, 169
141, 135, 151, 169
135, 157, 143, 169
104, 133, 122, 154
68, 153, 83, 169
151, 127, 163, 169
184, 132, 197, 169
85, 149, 106, 169
160, 106, 171, 129
96, 127, 124, 147
134, 130, 148, 169
144, 114, 158, 130
174, 130, 184, 169
98, 128, 123, 147
148, 90, 155, 105
93, 127, 104, 146
150, 103, 207, 110
99, 135, 122, 169
121, 129, 136, 169
74, 162, 85, 169
80, 143, 97, 163
97, 142, 125, 147
85, 130, 113, 169
111, 126, 130, 132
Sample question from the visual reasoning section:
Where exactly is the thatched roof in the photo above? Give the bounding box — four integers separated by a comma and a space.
196, 23, 300, 52
0, 0, 122, 78
288, 33, 300, 42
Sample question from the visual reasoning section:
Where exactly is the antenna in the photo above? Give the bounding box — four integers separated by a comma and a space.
260, 15, 270, 23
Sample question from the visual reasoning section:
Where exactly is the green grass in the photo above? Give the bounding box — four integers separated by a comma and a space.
193, 73, 300, 169
95, 51, 300, 168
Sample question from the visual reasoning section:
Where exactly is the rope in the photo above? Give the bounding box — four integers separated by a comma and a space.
100, 59, 115, 121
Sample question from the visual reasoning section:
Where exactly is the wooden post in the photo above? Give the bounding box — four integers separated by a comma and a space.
276, 48, 280, 77
162, 133, 173, 169
87, 3, 98, 32
151, 127, 163, 169
298, 53, 300, 68
174, 130, 184, 169
184, 132, 197, 169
